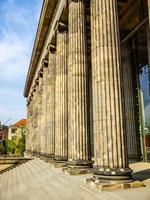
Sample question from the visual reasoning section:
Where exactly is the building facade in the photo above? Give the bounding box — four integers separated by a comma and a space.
24, 0, 150, 183
8, 119, 27, 140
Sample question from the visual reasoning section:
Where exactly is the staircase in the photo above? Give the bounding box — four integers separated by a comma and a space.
0, 159, 150, 200
0, 158, 110, 200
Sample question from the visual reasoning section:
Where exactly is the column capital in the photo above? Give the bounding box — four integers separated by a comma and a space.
41, 59, 48, 68
32, 85, 36, 93
68, 0, 84, 4
38, 69, 43, 78
27, 100, 30, 106
28, 96, 32, 102
55, 21, 68, 34
35, 77, 39, 86
47, 43, 56, 53
29, 92, 34, 101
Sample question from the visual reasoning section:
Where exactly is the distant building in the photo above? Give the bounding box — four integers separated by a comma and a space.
0, 121, 8, 140
8, 119, 27, 140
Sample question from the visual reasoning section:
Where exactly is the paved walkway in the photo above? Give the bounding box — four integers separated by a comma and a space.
0, 159, 150, 200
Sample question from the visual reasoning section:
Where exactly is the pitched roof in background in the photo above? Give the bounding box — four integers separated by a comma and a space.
11, 119, 27, 128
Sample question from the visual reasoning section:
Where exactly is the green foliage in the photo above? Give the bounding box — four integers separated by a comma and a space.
0, 140, 7, 155
6, 138, 16, 154
15, 133, 26, 156
6, 127, 26, 156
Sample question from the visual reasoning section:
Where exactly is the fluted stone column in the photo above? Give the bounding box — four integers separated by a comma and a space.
30, 97, 34, 153
31, 92, 36, 153
40, 69, 45, 155
26, 95, 34, 155
46, 45, 56, 157
28, 100, 33, 153
41, 63, 48, 155
38, 74, 43, 154
33, 86, 39, 153
55, 25, 68, 161
90, 0, 132, 178
121, 43, 141, 161
35, 79, 41, 154
26, 102, 31, 153
68, 0, 91, 165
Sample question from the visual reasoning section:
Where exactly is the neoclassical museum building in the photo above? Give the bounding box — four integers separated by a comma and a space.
24, 0, 150, 187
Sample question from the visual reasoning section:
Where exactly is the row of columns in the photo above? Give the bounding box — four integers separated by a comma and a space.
26, 0, 146, 179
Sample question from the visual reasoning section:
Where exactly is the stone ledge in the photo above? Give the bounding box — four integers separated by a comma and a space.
86, 178, 145, 191
51, 161, 67, 168
64, 167, 92, 176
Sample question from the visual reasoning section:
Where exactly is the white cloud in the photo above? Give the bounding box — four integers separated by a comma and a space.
0, 0, 42, 124
0, 33, 29, 81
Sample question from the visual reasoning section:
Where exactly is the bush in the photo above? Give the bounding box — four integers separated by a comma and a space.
6, 129, 26, 156
0, 141, 7, 155
6, 138, 16, 154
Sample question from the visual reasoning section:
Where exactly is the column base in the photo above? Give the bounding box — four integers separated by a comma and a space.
54, 155, 68, 161
41, 154, 55, 163
33, 151, 41, 157
49, 156, 67, 168
93, 166, 133, 176
86, 177, 145, 191
24, 150, 35, 157
24, 150, 31, 157
63, 160, 93, 175
52, 160, 67, 168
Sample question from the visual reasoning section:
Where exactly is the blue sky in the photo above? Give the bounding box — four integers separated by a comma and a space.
0, 0, 43, 125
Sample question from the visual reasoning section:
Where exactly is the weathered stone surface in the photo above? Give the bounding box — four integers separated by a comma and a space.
26, 103, 31, 152
27, 98, 34, 153
36, 77, 43, 154
55, 27, 68, 161
41, 66, 48, 155
90, 0, 132, 176
86, 178, 145, 191
46, 48, 56, 157
68, 0, 91, 165
32, 87, 39, 153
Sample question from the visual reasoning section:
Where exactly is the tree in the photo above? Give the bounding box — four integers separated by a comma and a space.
0, 140, 7, 155
6, 126, 26, 156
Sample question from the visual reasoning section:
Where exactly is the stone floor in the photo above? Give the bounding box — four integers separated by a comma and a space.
0, 159, 150, 200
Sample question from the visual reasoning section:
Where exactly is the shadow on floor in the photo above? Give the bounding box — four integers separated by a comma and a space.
132, 169, 150, 181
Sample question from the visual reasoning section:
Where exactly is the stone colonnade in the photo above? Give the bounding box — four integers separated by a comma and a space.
26, 0, 150, 180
